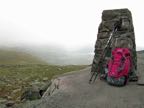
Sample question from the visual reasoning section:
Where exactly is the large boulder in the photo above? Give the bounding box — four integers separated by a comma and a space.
21, 80, 51, 101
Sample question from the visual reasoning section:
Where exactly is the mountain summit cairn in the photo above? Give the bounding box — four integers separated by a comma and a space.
91, 8, 137, 82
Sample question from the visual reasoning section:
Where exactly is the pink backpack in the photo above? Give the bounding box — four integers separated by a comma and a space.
107, 48, 131, 86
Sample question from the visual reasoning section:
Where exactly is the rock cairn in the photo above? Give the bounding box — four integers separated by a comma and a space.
91, 8, 137, 76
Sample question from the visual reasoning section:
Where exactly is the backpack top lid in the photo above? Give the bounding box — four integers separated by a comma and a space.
112, 48, 131, 58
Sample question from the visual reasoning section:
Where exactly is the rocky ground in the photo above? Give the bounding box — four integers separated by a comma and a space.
0, 65, 87, 108
14, 53, 144, 108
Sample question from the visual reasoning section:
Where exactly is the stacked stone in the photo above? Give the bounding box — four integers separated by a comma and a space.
91, 8, 137, 75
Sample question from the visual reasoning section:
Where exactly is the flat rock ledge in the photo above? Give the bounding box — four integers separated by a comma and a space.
15, 60, 144, 108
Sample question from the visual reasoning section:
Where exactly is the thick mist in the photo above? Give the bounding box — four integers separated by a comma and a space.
0, 44, 94, 65
0, 0, 144, 65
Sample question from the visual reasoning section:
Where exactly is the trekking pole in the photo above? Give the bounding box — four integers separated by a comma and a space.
89, 22, 119, 84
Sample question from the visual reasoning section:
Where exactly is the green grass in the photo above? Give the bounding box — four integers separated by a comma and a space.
0, 48, 88, 102
0, 64, 87, 102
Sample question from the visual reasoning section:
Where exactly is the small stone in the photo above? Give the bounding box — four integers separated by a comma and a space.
0, 98, 7, 104
5, 101, 15, 107
15, 97, 21, 103
7, 96, 12, 100
58, 68, 62, 70
6, 84, 12, 87
42, 77, 48, 81
12, 88, 21, 94
21, 87, 41, 101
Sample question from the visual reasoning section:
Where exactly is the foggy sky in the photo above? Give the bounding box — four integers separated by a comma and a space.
0, 0, 144, 49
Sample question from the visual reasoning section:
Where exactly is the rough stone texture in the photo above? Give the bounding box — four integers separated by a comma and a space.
21, 87, 41, 101
5, 100, 15, 107
42, 78, 60, 97
91, 8, 137, 75
21, 81, 51, 101
15, 56, 144, 108
137, 52, 144, 85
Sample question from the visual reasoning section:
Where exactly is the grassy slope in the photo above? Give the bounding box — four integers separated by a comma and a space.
0, 65, 87, 102
0, 48, 88, 103
0, 49, 45, 64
